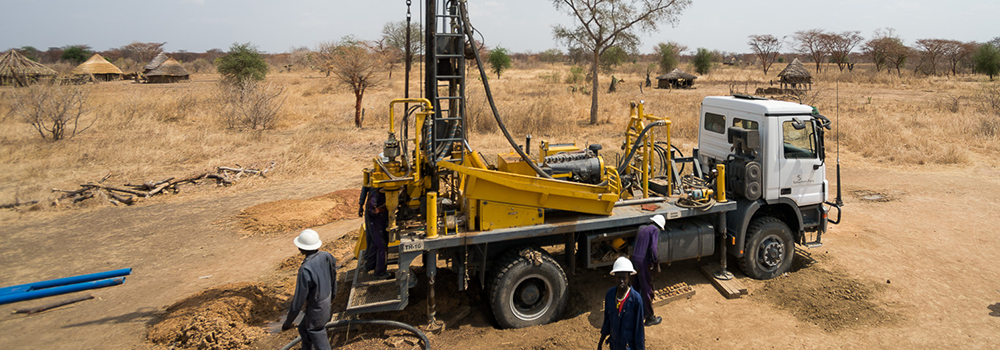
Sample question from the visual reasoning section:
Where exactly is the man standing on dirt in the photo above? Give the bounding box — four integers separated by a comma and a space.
632, 215, 663, 326
358, 185, 390, 279
282, 229, 337, 350
599, 257, 645, 350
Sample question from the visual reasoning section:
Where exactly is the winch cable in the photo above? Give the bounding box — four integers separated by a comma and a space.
459, 1, 551, 179
278, 319, 430, 350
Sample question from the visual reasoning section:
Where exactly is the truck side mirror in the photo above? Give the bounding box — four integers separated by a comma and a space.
790, 118, 806, 130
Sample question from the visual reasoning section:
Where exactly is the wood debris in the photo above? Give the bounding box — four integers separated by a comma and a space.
49, 161, 277, 207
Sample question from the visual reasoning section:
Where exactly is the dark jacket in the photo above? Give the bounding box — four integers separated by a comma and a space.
284, 251, 337, 330
601, 286, 645, 350
631, 224, 659, 267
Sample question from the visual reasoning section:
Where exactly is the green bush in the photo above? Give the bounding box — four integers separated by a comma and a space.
215, 42, 268, 85
692, 48, 713, 75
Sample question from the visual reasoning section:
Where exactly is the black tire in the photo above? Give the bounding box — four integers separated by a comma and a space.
739, 217, 794, 280
488, 247, 568, 329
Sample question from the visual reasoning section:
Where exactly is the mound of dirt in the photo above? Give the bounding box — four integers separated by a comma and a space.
148, 283, 284, 350
852, 189, 899, 203
754, 263, 897, 331
237, 189, 360, 235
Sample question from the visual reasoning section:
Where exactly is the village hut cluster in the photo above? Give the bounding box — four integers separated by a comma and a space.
0, 49, 190, 87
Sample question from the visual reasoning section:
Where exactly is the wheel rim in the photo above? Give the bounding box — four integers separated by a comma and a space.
757, 234, 785, 270
509, 273, 552, 322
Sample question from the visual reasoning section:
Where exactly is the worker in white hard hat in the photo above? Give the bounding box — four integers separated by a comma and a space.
632, 214, 664, 327
282, 229, 338, 350
599, 257, 645, 350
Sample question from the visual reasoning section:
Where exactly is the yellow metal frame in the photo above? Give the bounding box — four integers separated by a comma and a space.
622, 101, 671, 198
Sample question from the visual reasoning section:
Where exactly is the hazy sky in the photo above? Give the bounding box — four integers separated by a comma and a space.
1, 0, 997, 55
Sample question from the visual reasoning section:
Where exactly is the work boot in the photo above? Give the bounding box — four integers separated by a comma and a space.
644, 315, 662, 326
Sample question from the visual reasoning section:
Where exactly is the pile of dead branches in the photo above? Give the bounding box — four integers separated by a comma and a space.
51, 162, 277, 206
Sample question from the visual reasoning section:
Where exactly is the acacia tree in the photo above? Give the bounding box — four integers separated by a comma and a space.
915, 39, 950, 75
822, 31, 863, 72
656, 42, 685, 73
973, 43, 1000, 80
321, 39, 387, 127
120, 42, 165, 67
793, 29, 828, 73
748, 34, 782, 75
488, 46, 512, 79
552, 0, 691, 124
692, 48, 712, 74
381, 20, 424, 78
862, 28, 898, 73
941, 40, 977, 75
216, 42, 268, 85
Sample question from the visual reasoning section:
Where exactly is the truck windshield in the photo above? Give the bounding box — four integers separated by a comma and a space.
782, 120, 816, 159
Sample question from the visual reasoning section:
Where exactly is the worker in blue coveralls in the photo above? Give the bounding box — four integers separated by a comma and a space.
282, 229, 338, 350
599, 257, 645, 350
632, 214, 664, 326
358, 185, 390, 279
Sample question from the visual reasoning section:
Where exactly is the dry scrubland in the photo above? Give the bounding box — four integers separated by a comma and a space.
1, 63, 999, 216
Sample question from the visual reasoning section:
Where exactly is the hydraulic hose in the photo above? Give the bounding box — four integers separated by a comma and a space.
616, 120, 666, 175
459, 2, 551, 179
279, 319, 430, 350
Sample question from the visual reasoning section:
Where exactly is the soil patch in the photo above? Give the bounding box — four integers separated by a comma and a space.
277, 229, 361, 271
237, 189, 360, 235
852, 189, 899, 203
147, 283, 284, 350
753, 259, 898, 331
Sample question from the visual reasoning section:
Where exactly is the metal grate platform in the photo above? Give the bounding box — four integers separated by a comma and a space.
347, 278, 401, 309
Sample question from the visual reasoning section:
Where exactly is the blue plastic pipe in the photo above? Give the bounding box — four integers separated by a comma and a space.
0, 268, 132, 296
0, 277, 125, 305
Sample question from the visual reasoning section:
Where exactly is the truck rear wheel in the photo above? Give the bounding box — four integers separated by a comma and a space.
739, 217, 794, 280
488, 247, 568, 329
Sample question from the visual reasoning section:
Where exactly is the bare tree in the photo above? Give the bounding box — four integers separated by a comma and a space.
915, 39, 950, 75
822, 31, 863, 72
862, 28, 899, 73
552, 0, 692, 125
119, 42, 166, 69
319, 39, 388, 127
793, 29, 828, 73
382, 20, 424, 74
941, 40, 977, 75
12, 84, 96, 141
748, 34, 782, 75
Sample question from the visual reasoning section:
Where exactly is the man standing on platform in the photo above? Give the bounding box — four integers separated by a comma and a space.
632, 214, 663, 326
359, 185, 390, 279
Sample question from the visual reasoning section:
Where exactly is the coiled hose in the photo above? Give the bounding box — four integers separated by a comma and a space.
279, 319, 430, 350
616, 120, 666, 175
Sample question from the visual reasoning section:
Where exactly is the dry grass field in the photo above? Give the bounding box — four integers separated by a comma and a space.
1, 62, 999, 349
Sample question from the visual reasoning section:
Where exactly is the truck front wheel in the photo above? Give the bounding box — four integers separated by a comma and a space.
488, 247, 568, 329
739, 217, 794, 280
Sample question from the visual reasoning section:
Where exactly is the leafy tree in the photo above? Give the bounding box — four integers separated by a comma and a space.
793, 29, 827, 73
61, 45, 92, 64
488, 46, 512, 79
381, 20, 424, 78
822, 31, 863, 72
539, 48, 564, 64
600, 46, 629, 72
862, 28, 898, 73
552, 0, 692, 124
973, 43, 1000, 80
19, 46, 40, 62
692, 48, 712, 74
656, 42, 684, 73
215, 42, 268, 85
748, 34, 782, 75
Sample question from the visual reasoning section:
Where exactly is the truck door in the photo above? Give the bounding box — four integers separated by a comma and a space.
778, 117, 824, 206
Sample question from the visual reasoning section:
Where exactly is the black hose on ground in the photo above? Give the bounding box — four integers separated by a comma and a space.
616, 120, 666, 175
279, 319, 431, 350
458, 2, 551, 179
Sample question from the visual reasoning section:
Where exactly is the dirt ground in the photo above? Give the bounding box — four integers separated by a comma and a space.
1, 164, 999, 349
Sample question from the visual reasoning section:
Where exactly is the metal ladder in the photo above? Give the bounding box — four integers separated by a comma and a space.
428, 0, 467, 200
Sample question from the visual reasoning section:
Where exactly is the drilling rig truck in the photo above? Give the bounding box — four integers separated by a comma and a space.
346, 0, 843, 329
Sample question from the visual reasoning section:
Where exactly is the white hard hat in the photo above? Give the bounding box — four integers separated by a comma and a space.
294, 229, 323, 250
650, 214, 665, 230
610, 256, 637, 275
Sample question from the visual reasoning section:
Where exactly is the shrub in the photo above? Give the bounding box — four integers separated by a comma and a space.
692, 48, 713, 75
219, 80, 286, 130
11, 84, 96, 141
488, 46, 512, 79
565, 66, 585, 84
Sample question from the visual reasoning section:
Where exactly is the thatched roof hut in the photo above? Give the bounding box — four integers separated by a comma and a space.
145, 57, 190, 83
143, 52, 169, 73
0, 50, 57, 87
777, 58, 811, 90
655, 68, 697, 89
71, 54, 123, 81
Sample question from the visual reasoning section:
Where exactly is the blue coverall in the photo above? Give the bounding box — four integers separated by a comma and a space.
359, 186, 388, 275
601, 286, 645, 350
